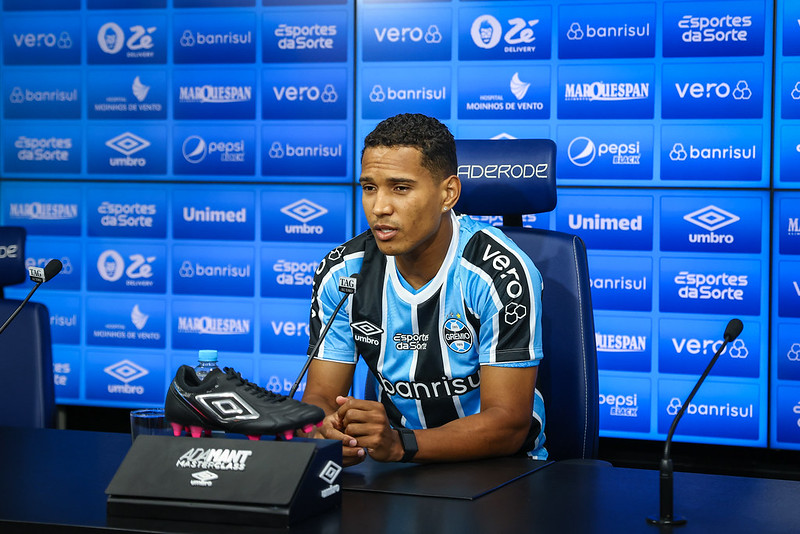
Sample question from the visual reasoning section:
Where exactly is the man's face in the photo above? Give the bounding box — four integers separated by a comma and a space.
360, 146, 451, 261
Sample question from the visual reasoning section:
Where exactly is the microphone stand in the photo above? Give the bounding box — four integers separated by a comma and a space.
647, 319, 742, 526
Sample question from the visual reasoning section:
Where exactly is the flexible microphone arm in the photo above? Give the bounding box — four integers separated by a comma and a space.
647, 318, 743, 527
0, 259, 63, 336
288, 274, 358, 399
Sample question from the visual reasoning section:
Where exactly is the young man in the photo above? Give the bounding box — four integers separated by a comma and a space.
301, 113, 546, 465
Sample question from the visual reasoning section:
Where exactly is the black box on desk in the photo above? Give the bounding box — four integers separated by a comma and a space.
106, 435, 342, 527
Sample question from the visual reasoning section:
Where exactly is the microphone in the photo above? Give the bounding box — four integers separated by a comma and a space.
647, 318, 743, 526
288, 273, 359, 399
0, 258, 63, 336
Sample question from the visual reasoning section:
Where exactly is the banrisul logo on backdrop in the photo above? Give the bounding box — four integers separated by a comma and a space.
263, 67, 347, 120
362, 7, 451, 62
87, 70, 166, 120
87, 15, 166, 64
4, 70, 80, 119
458, 66, 549, 120
262, 10, 347, 63
173, 245, 255, 297
598, 376, 650, 433
260, 300, 311, 355
779, 196, 800, 255
88, 126, 166, 175
261, 244, 329, 299
87, 187, 167, 239
173, 189, 255, 241
558, 2, 655, 59
557, 125, 653, 181
174, 12, 255, 64
261, 188, 349, 244
659, 257, 761, 316
39, 295, 79, 346
86, 297, 166, 349
661, 124, 762, 183
174, 69, 255, 120
362, 67, 450, 119
659, 318, 758, 379
173, 299, 254, 353
657, 380, 759, 441
4, 123, 81, 175
662, 62, 763, 119
3, 185, 80, 236
588, 254, 652, 311
458, 5, 552, 60
174, 126, 255, 176
594, 315, 651, 373
662, 0, 764, 58
262, 124, 346, 177
556, 194, 652, 251
558, 64, 654, 119
2, 15, 80, 65
660, 195, 762, 253
88, 243, 166, 294
86, 352, 164, 403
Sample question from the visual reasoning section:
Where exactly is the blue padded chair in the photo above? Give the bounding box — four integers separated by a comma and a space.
0, 226, 55, 428
454, 139, 600, 460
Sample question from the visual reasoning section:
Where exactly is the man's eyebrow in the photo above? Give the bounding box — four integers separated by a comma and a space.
359, 176, 417, 185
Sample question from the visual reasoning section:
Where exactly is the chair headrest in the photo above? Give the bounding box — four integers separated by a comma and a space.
454, 139, 557, 216
0, 226, 27, 288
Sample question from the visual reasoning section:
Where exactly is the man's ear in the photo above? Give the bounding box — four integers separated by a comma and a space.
441, 175, 461, 211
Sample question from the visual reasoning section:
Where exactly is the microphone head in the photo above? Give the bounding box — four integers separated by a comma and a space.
44, 259, 63, 281
338, 273, 359, 295
724, 318, 743, 342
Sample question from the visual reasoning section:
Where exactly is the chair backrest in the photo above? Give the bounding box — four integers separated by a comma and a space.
454, 139, 600, 460
0, 226, 55, 428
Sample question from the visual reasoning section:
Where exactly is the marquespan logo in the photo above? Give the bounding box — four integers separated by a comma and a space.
443, 317, 473, 353
196, 392, 259, 421
789, 218, 800, 237
8, 202, 77, 221
104, 359, 148, 383
564, 82, 649, 102
683, 205, 740, 232
281, 199, 328, 224
177, 315, 251, 335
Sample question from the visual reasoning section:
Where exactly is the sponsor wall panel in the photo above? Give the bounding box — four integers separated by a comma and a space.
0, 0, 791, 450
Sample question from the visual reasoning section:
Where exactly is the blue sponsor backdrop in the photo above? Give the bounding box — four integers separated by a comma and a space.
0, 0, 791, 450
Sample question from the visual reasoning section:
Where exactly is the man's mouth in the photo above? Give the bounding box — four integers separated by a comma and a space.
373, 224, 398, 241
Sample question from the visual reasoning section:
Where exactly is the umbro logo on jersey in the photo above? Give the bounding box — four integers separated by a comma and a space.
196, 392, 259, 421
352, 320, 382, 346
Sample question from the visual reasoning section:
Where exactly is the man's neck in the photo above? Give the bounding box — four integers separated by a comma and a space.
394, 213, 454, 290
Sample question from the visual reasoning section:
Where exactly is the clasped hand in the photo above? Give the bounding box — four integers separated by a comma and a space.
315, 396, 402, 466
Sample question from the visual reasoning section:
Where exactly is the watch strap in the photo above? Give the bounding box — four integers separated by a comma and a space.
396, 428, 418, 462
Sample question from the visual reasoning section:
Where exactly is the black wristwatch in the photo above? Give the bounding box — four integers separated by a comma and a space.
396, 428, 418, 462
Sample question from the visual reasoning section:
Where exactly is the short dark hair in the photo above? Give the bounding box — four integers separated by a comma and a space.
362, 113, 457, 180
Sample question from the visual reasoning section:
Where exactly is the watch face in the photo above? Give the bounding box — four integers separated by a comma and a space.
398, 428, 418, 462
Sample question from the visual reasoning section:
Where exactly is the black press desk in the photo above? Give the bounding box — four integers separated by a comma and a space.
1, 426, 799, 533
